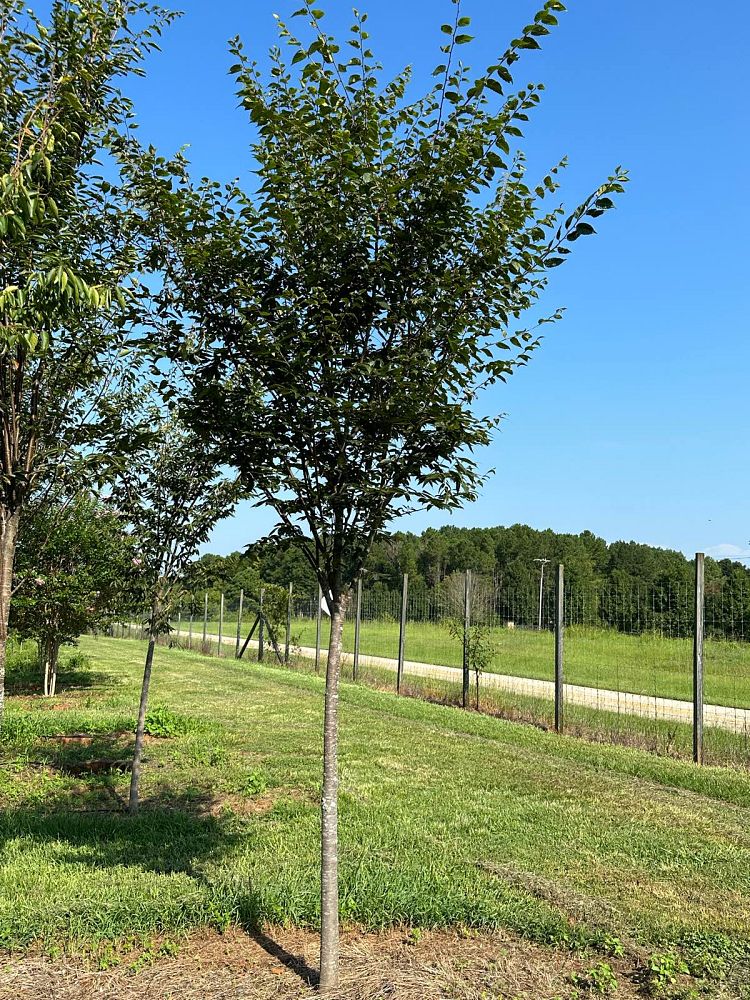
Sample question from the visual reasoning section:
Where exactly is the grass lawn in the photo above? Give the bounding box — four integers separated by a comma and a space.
188, 614, 750, 709
1, 634, 750, 996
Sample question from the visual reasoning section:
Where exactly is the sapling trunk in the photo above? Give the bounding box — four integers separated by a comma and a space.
319, 592, 348, 993
49, 641, 60, 698
129, 596, 160, 814
42, 639, 60, 697
0, 509, 20, 721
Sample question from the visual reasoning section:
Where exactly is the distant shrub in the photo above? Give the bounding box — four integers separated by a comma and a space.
64, 650, 92, 673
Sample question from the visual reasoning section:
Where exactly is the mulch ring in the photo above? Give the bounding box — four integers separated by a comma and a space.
0, 925, 648, 999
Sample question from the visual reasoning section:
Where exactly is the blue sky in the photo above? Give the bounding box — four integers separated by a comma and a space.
124, 0, 748, 560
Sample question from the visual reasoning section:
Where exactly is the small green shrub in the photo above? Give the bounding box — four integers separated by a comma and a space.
64, 650, 92, 673
239, 770, 268, 797
570, 961, 618, 995
144, 705, 190, 738
645, 952, 688, 995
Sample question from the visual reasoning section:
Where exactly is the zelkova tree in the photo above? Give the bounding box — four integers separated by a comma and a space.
114, 419, 239, 814
144, 2, 626, 988
0, 0, 176, 716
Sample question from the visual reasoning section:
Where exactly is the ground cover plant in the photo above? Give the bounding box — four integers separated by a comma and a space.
1, 636, 750, 997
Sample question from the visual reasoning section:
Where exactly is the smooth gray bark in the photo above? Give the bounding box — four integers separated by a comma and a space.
319, 593, 348, 993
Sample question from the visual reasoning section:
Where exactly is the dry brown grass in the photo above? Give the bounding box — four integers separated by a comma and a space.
0, 926, 648, 999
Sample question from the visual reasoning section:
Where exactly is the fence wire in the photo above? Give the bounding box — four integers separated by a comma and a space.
107, 567, 750, 771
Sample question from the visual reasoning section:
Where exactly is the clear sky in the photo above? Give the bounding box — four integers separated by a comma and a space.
123, 0, 748, 560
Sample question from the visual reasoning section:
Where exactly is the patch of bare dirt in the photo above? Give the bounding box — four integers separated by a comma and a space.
0, 926, 648, 999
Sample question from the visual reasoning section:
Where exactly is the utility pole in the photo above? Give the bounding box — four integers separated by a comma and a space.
534, 558, 550, 630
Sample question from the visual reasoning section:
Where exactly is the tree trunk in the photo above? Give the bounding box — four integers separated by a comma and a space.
129, 596, 160, 814
0, 509, 21, 722
48, 641, 60, 698
42, 640, 51, 697
319, 592, 348, 993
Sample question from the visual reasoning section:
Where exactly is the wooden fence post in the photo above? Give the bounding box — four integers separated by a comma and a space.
315, 583, 322, 674
462, 570, 471, 709
285, 583, 293, 664
397, 574, 408, 694
177, 603, 182, 640
235, 589, 244, 659
189, 604, 194, 650
202, 592, 208, 648
258, 587, 265, 663
555, 564, 564, 734
353, 574, 362, 681
218, 593, 224, 657
693, 552, 705, 765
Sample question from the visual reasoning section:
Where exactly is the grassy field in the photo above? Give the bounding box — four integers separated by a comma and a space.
2, 636, 750, 995
185, 614, 750, 709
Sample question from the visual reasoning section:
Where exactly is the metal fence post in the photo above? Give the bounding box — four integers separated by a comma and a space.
189, 604, 194, 650
235, 588, 244, 659
397, 573, 408, 694
353, 574, 362, 681
202, 592, 208, 648
218, 593, 224, 657
555, 564, 564, 734
462, 569, 471, 709
177, 603, 182, 640
285, 582, 293, 664
258, 587, 265, 663
693, 552, 705, 765
315, 583, 322, 674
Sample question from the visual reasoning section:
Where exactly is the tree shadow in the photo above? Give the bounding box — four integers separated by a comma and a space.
6, 661, 113, 696
250, 926, 319, 987
0, 786, 241, 878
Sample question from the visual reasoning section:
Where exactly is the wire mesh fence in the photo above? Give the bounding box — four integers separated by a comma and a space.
107, 556, 750, 770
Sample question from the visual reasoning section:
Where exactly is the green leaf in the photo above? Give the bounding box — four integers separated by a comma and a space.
567, 222, 596, 241
454, 34, 474, 44
441, 23, 454, 34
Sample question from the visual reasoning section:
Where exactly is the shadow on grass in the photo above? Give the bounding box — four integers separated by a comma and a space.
0, 787, 242, 877
6, 663, 114, 696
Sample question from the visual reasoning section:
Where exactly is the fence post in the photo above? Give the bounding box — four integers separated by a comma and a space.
462, 569, 471, 709
693, 552, 705, 765
397, 573, 408, 694
177, 602, 182, 640
555, 564, 564, 734
285, 583, 293, 664
235, 588, 244, 659
258, 587, 265, 663
202, 592, 208, 648
189, 603, 194, 650
315, 583, 322, 674
353, 574, 362, 681
218, 593, 224, 657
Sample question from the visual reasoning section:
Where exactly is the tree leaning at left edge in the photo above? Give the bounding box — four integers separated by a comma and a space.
0, 0, 178, 721
139, 1, 627, 988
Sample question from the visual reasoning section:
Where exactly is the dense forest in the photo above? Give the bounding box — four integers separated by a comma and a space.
183, 525, 749, 639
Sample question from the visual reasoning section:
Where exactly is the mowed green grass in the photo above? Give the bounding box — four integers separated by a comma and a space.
188, 614, 750, 709
2, 635, 750, 965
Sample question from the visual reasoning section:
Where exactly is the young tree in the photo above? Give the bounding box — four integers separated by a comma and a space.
0, 0, 176, 716
12, 493, 137, 695
114, 418, 239, 814
144, 2, 626, 987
